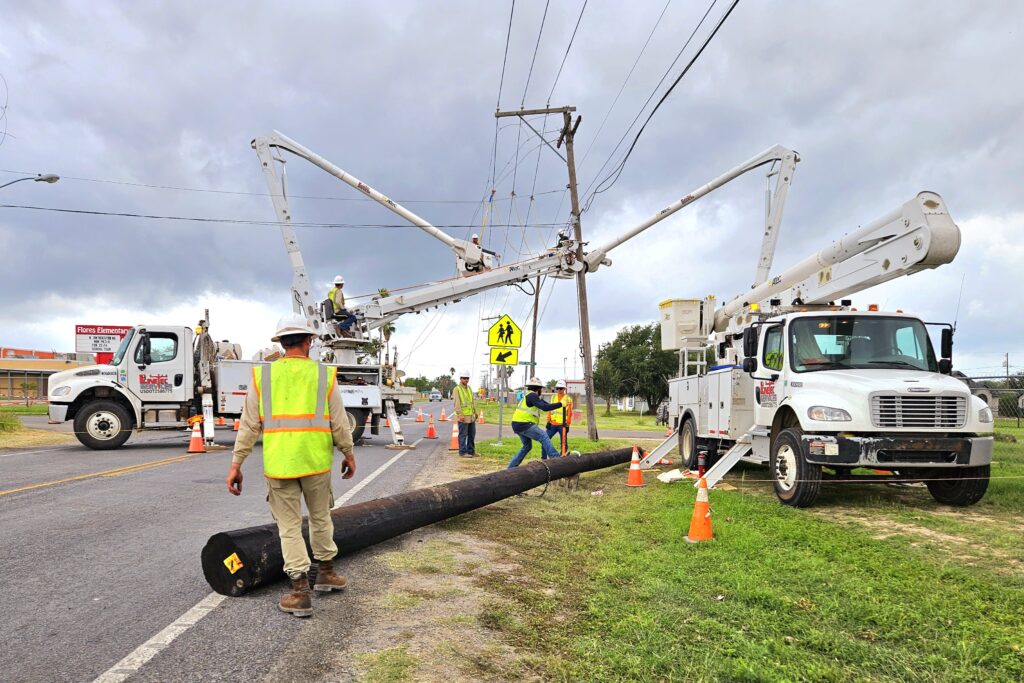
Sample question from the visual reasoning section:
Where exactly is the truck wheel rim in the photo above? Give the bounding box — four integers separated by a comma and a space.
88, 411, 121, 440
775, 444, 797, 491
346, 412, 358, 430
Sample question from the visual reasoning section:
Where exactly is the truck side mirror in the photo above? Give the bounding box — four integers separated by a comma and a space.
742, 357, 758, 373
940, 328, 953, 360
742, 327, 759, 358
138, 332, 152, 368
938, 358, 952, 375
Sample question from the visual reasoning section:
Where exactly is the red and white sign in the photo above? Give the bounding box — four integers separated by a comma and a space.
75, 325, 133, 354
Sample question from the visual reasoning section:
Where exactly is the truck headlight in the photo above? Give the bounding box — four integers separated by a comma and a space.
979, 407, 993, 424
807, 406, 852, 421
52, 385, 72, 397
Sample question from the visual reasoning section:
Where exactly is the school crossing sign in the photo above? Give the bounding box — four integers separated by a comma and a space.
488, 314, 521, 366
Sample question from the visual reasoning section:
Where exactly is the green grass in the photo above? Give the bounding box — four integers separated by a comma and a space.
473, 436, 660, 467
477, 401, 664, 432
438, 432, 1024, 681
354, 645, 417, 682
0, 404, 48, 416
0, 413, 19, 433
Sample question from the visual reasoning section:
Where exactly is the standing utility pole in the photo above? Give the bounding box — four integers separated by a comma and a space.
496, 105, 599, 440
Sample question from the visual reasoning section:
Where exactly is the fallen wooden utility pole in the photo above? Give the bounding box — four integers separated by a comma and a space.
202, 447, 635, 596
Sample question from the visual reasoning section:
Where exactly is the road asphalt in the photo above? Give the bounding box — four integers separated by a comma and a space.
0, 401, 459, 682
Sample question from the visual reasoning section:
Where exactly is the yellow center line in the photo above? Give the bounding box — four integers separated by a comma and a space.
0, 453, 203, 497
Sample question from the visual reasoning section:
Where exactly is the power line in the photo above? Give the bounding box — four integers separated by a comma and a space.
0, 168, 527, 206
545, 0, 588, 104
0, 203, 566, 229
521, 0, 552, 108
584, 0, 740, 210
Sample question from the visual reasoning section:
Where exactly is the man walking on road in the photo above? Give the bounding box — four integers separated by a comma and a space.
226, 314, 357, 618
453, 369, 477, 458
507, 377, 563, 469
546, 380, 573, 455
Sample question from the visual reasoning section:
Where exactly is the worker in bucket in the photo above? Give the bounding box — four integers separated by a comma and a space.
453, 369, 478, 457
327, 275, 357, 336
471, 233, 480, 246
225, 314, 357, 618
546, 380, 573, 455
507, 377, 564, 469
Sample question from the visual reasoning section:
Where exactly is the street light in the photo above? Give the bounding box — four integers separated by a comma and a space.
0, 173, 60, 190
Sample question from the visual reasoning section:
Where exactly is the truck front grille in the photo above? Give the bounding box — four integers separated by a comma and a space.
870, 394, 967, 429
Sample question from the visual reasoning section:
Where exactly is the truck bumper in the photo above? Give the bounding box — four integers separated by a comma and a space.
48, 403, 69, 424
802, 434, 993, 468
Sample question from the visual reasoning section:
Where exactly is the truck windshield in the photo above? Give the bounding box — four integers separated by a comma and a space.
109, 329, 135, 365
789, 316, 938, 373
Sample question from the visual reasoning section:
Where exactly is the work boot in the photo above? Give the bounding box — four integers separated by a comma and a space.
313, 560, 348, 593
278, 576, 313, 617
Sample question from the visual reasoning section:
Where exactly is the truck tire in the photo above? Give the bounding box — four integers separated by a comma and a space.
346, 408, 368, 443
770, 427, 822, 507
73, 399, 133, 450
925, 465, 990, 506
679, 418, 699, 470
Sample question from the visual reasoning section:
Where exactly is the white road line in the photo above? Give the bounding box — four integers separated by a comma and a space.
332, 438, 419, 509
92, 592, 226, 683
92, 440, 420, 682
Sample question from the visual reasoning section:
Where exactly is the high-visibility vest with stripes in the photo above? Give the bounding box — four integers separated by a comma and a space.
512, 393, 542, 425
455, 384, 476, 416
548, 394, 572, 425
253, 358, 337, 479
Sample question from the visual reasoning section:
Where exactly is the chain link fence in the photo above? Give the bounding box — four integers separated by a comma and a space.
959, 374, 1024, 427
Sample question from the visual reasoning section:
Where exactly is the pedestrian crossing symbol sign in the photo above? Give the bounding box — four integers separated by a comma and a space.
490, 347, 519, 366
487, 314, 522, 348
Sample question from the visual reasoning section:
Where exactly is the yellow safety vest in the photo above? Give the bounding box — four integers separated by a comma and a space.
455, 384, 476, 416
548, 394, 572, 425
512, 393, 541, 425
253, 358, 337, 479
328, 286, 345, 311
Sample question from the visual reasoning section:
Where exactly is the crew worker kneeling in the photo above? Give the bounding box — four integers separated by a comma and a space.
507, 377, 563, 469
226, 314, 357, 618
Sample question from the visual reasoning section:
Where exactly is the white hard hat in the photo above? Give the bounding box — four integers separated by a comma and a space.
555, 380, 566, 389
459, 369, 471, 378
471, 233, 479, 240
333, 275, 345, 285
271, 314, 318, 342
526, 376, 543, 388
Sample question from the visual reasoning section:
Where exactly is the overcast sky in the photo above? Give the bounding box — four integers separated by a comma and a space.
1, 1, 1022, 382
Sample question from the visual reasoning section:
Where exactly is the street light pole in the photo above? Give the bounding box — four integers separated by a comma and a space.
0, 173, 60, 191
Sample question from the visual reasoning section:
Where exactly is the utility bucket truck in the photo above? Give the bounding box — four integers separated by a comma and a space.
660, 192, 993, 507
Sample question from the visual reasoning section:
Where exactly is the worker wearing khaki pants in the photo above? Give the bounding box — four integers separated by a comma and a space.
227, 314, 357, 617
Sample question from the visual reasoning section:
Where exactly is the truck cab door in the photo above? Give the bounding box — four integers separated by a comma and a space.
754, 323, 785, 426
126, 328, 189, 405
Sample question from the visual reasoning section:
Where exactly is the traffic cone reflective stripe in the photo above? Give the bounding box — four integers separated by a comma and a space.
187, 422, 206, 453
626, 446, 644, 487
439, 408, 448, 422
425, 414, 438, 439
416, 410, 425, 423
685, 477, 713, 543
449, 422, 459, 451
232, 419, 240, 432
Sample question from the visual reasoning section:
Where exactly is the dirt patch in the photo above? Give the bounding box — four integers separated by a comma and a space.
0, 429, 76, 450
335, 450, 538, 682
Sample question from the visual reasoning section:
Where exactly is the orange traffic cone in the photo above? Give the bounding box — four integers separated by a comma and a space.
416, 410, 425, 423
448, 422, 459, 451
425, 415, 438, 439
187, 422, 206, 453
216, 416, 226, 426
365, 413, 372, 425
665, 426, 673, 437
477, 410, 485, 425
626, 446, 645, 487
685, 477, 714, 543
232, 418, 240, 432
385, 416, 391, 428
439, 407, 448, 422
643, 449, 674, 467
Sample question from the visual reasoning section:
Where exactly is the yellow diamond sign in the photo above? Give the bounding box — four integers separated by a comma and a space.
487, 314, 522, 348
490, 348, 518, 365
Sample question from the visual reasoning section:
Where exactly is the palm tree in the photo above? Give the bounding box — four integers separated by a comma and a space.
381, 322, 396, 343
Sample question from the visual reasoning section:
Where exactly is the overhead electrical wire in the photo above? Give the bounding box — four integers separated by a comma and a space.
545, 0, 588, 105
0, 203, 566, 229
583, 0, 740, 211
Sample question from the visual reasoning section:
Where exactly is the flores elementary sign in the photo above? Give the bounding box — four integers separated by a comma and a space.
75, 325, 133, 362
